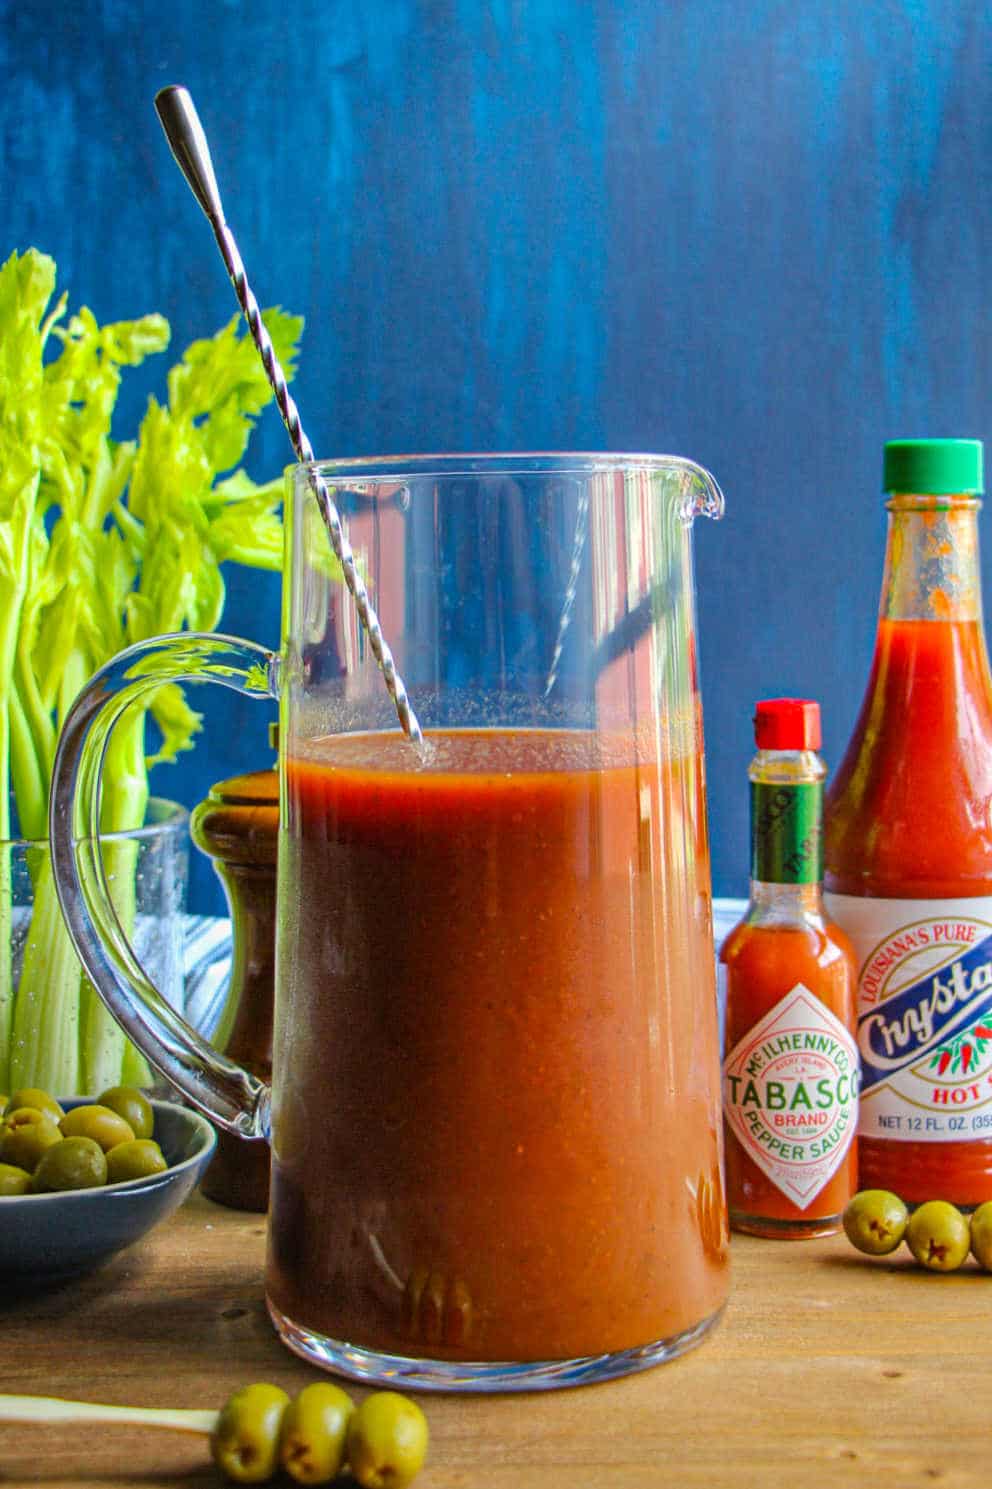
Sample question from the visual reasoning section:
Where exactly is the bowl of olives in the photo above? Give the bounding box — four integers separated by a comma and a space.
0, 1087, 216, 1279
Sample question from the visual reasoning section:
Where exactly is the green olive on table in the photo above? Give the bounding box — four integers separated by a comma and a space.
3, 1087, 64, 1122
97, 1085, 154, 1141
970, 1201, 992, 1270
347, 1391, 429, 1489
279, 1381, 355, 1484
33, 1136, 108, 1192
905, 1200, 971, 1271
59, 1104, 135, 1153
105, 1139, 168, 1185
0, 1161, 32, 1196
0, 1107, 63, 1171
211, 1382, 290, 1484
842, 1189, 909, 1255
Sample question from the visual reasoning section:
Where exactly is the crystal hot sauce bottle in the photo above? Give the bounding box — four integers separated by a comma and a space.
825, 439, 992, 1206
721, 700, 859, 1238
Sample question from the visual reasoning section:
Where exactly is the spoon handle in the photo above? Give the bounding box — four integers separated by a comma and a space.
153, 84, 224, 220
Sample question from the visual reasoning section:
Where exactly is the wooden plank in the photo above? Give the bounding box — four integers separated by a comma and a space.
0, 1190, 985, 1487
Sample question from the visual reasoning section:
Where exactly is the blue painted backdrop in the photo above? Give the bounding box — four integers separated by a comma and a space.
2, 0, 991, 914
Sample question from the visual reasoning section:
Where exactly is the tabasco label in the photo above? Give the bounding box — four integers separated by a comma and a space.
722, 984, 860, 1207
825, 893, 992, 1143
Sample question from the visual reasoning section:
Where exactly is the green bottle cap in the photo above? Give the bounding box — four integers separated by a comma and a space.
883, 438, 984, 495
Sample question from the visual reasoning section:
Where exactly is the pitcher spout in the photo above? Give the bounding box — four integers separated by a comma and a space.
678, 463, 726, 525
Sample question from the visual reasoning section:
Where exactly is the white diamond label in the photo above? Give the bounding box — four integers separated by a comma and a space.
722, 984, 860, 1208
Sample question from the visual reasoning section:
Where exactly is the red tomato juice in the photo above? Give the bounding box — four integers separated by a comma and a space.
267, 728, 728, 1362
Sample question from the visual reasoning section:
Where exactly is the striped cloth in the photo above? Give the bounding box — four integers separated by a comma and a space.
182, 915, 233, 1039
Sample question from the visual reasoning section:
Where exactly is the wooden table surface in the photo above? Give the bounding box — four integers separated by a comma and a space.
0, 1189, 985, 1488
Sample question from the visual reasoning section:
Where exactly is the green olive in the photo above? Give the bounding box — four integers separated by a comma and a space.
842, 1189, 909, 1255
59, 1104, 135, 1153
0, 1107, 63, 1171
3, 1088, 64, 1122
211, 1382, 290, 1484
0, 1161, 32, 1196
97, 1085, 154, 1141
279, 1382, 355, 1484
970, 1201, 992, 1270
33, 1136, 108, 1192
906, 1200, 971, 1271
346, 1391, 429, 1489
105, 1139, 168, 1185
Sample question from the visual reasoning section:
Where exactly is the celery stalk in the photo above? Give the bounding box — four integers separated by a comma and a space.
0, 466, 40, 1092
0, 252, 52, 1092
102, 712, 153, 1089
0, 248, 303, 1094
0, 849, 11, 1096
8, 857, 82, 1094
81, 711, 150, 1093
10, 650, 57, 846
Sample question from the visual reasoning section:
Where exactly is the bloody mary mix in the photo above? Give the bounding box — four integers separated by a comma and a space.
825, 440, 992, 1205
268, 728, 729, 1363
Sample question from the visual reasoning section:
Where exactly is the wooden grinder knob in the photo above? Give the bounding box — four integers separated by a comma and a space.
190, 765, 278, 1211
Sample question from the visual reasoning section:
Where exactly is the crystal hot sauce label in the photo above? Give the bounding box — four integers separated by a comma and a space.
722, 985, 860, 1207
825, 895, 992, 1143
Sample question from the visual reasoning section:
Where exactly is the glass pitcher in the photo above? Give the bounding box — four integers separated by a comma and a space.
49, 453, 729, 1391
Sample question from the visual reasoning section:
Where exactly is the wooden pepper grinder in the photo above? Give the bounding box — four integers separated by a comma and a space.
190, 725, 279, 1211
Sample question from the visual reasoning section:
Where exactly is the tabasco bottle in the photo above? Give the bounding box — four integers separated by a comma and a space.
721, 699, 859, 1238
824, 438, 992, 1206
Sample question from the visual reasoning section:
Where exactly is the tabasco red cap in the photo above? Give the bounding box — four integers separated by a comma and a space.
753, 698, 821, 750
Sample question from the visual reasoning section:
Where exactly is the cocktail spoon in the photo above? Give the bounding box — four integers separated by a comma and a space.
154, 84, 423, 745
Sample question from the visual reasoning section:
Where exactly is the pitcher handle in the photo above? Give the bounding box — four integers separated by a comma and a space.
49, 632, 279, 1137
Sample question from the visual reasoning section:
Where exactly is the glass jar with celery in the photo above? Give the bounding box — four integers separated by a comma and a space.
0, 247, 303, 1097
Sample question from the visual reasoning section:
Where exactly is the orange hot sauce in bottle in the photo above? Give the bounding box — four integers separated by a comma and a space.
825, 439, 992, 1206
721, 699, 859, 1238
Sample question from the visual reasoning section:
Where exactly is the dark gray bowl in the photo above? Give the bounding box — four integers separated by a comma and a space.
0, 1096, 216, 1278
